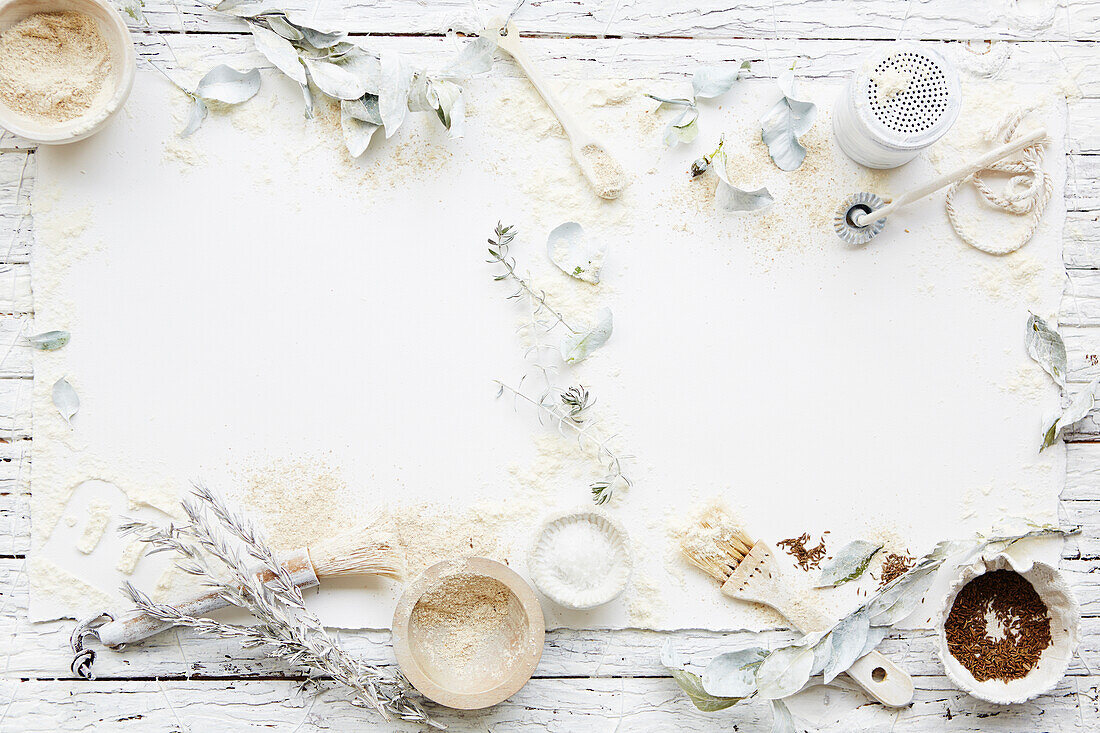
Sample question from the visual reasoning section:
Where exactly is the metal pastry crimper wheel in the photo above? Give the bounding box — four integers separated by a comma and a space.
69, 611, 116, 679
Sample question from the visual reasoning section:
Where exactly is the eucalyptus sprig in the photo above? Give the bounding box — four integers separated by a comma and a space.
199, 3, 495, 155
664, 524, 1077, 727
496, 380, 632, 505
646, 62, 750, 147
119, 485, 439, 728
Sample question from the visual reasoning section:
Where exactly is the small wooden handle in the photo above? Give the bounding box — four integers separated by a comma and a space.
846, 651, 914, 708
96, 549, 319, 649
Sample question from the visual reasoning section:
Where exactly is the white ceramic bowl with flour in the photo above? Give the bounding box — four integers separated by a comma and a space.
0, 0, 135, 143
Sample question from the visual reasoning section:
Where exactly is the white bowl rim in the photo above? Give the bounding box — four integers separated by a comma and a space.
528, 509, 633, 610
933, 554, 1080, 705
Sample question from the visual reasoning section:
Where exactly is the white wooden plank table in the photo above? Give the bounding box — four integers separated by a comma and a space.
1, 2, 1099, 729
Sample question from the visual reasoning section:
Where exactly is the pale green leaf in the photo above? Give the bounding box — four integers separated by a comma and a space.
52, 378, 79, 427
1025, 313, 1067, 389
25, 330, 69, 351
560, 308, 613, 364
816, 540, 882, 587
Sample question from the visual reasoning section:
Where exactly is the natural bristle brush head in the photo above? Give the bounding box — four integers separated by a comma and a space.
679, 516, 756, 584
835, 192, 888, 245
308, 527, 406, 581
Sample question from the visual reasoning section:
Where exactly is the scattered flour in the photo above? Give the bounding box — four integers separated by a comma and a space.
115, 541, 146, 575
75, 498, 110, 554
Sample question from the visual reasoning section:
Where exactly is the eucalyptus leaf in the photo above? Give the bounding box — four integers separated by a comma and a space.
670, 669, 743, 712
213, 0, 275, 17
701, 648, 767, 698
26, 330, 70, 351
816, 540, 882, 587
181, 97, 208, 137
265, 14, 303, 41
440, 35, 496, 79
711, 150, 773, 213
408, 77, 464, 132
1025, 313, 1067, 389
760, 70, 817, 171
560, 308, 613, 364
867, 565, 937, 626
754, 644, 814, 700
300, 81, 314, 118
344, 94, 382, 125
692, 61, 750, 99
646, 95, 699, 148
334, 49, 382, 95
251, 24, 306, 85
52, 378, 79, 427
660, 639, 686, 669
379, 51, 413, 138
770, 699, 797, 733
860, 626, 889, 658
809, 634, 832, 676
303, 57, 366, 100
822, 612, 870, 683
1042, 376, 1100, 450
665, 107, 699, 146
340, 102, 381, 157
115, 0, 145, 23
547, 222, 606, 284
194, 65, 261, 104
298, 24, 346, 49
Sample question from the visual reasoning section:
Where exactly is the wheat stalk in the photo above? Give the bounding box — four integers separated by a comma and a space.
119, 485, 440, 728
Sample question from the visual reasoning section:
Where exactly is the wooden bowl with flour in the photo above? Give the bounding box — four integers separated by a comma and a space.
0, 0, 135, 143
392, 557, 545, 710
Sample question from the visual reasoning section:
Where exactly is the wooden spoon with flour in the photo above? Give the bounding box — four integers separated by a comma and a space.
496, 24, 626, 200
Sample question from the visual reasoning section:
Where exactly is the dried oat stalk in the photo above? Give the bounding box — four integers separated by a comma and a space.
119, 484, 439, 728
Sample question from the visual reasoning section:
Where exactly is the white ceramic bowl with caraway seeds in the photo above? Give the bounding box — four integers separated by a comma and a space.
529, 510, 632, 610
392, 557, 544, 710
0, 0, 135, 143
934, 554, 1079, 704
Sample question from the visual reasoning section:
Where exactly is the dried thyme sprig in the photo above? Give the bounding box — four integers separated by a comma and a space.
496, 380, 632, 505
119, 485, 439, 728
487, 222, 578, 334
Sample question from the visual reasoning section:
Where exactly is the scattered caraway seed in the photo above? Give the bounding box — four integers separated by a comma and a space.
944, 569, 1051, 682
878, 553, 914, 588
775, 532, 828, 570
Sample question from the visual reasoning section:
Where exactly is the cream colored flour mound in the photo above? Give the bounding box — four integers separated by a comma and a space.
0, 12, 111, 123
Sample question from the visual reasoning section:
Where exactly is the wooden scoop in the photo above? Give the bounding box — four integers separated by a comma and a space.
495, 23, 626, 200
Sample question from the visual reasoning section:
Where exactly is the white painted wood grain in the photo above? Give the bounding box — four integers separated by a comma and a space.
0, 15, 1098, 731
71, 0, 1100, 40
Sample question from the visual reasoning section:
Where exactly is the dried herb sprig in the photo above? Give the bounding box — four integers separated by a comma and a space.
487, 222, 577, 334
496, 380, 632, 504
119, 485, 439, 728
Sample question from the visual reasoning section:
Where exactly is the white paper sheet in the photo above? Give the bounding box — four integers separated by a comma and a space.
29, 66, 1067, 631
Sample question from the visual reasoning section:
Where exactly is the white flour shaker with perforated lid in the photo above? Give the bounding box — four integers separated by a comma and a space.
833, 43, 961, 169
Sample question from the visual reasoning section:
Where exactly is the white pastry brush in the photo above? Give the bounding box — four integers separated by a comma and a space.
681, 520, 914, 707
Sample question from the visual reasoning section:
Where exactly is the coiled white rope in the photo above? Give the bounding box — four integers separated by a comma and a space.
944, 108, 1053, 255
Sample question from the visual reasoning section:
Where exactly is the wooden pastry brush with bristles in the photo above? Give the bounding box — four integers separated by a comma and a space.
679, 514, 914, 708
92, 527, 405, 650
